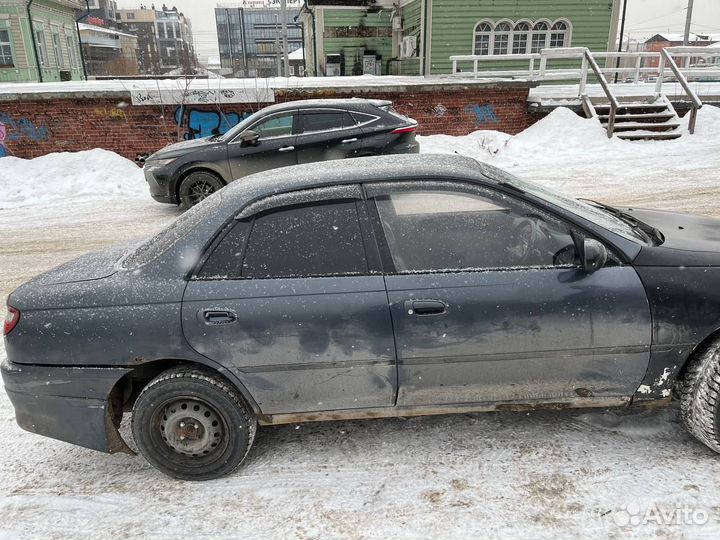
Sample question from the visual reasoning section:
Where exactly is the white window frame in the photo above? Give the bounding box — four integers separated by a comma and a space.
51, 25, 64, 68
64, 28, 78, 69
530, 19, 552, 54
472, 18, 573, 55
550, 19, 572, 48
492, 19, 513, 55
511, 20, 532, 54
0, 22, 15, 68
472, 19, 493, 56
34, 23, 48, 67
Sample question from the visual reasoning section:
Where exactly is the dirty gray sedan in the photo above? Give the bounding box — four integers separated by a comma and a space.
5, 154, 720, 480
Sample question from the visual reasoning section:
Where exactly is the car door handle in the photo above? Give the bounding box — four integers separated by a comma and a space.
341, 138, 358, 144
278, 145, 295, 152
202, 309, 237, 325
404, 300, 448, 316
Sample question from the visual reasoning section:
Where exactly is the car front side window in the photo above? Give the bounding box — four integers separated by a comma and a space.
250, 113, 294, 139
372, 188, 582, 273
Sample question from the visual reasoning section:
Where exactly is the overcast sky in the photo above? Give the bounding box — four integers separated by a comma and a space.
115, 0, 720, 62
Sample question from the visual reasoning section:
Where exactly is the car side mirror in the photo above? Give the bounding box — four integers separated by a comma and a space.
581, 238, 607, 273
239, 130, 260, 146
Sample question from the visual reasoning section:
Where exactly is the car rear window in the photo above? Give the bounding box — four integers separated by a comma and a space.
300, 111, 345, 133
200, 200, 368, 279
122, 195, 222, 269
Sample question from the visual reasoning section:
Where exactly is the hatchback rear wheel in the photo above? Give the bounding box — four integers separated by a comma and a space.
131, 367, 256, 480
178, 171, 224, 209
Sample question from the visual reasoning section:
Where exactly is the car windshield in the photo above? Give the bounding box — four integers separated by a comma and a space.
476, 162, 650, 244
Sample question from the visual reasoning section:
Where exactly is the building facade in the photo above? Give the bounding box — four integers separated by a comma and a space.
79, 22, 138, 76
86, 0, 118, 28
300, 0, 623, 76
215, 4, 302, 78
117, 6, 196, 75
0, 0, 85, 83
644, 33, 720, 69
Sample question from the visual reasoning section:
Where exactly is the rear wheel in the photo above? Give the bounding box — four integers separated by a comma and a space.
178, 171, 224, 209
131, 367, 256, 480
678, 339, 720, 454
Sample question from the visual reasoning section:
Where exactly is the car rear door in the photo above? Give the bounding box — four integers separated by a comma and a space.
295, 109, 367, 164
365, 180, 652, 407
181, 186, 397, 415
227, 110, 298, 180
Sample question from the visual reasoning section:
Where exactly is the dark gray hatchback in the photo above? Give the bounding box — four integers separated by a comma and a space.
144, 98, 419, 208
6, 154, 720, 480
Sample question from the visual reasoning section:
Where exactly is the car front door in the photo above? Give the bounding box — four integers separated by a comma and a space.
227, 111, 298, 180
182, 187, 397, 414
365, 181, 652, 407
295, 109, 367, 164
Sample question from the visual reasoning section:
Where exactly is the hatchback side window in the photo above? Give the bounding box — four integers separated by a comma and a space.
300, 111, 345, 134
373, 189, 580, 273
200, 200, 368, 279
252, 114, 294, 139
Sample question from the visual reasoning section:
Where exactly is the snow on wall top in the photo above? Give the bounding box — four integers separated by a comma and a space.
0, 76, 531, 106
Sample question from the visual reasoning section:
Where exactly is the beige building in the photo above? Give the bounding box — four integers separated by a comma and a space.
117, 6, 196, 74
79, 23, 139, 76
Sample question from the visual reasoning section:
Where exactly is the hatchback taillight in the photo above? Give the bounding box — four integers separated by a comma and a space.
4, 306, 19, 336
392, 125, 417, 134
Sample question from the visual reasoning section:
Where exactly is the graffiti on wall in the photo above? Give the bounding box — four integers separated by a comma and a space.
0, 123, 6, 157
93, 106, 126, 120
174, 106, 253, 140
464, 104, 498, 126
0, 113, 50, 146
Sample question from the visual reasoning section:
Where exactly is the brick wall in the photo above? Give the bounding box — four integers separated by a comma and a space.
0, 83, 536, 160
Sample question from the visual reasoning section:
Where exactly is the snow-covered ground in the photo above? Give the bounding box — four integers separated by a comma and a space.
2, 107, 720, 540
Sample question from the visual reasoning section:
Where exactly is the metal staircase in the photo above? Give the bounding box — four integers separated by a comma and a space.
451, 45, 720, 141
587, 96, 682, 141
578, 47, 703, 141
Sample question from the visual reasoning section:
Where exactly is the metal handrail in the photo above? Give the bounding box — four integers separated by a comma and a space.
581, 49, 619, 138
655, 47, 712, 134
449, 46, 720, 136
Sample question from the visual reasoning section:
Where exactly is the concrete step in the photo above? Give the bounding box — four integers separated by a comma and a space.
600, 111, 677, 122
606, 121, 681, 132
616, 130, 683, 141
595, 103, 669, 113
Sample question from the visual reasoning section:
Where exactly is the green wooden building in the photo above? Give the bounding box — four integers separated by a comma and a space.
300, 0, 622, 76
0, 0, 85, 83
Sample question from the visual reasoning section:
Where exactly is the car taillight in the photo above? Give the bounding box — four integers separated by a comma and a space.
391, 125, 417, 134
4, 306, 20, 336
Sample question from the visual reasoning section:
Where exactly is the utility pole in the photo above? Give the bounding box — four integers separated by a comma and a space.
275, 13, 281, 77
280, 0, 289, 76
683, 0, 694, 45
614, 0, 628, 83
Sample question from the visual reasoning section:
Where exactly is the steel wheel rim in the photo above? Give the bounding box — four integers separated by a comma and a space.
159, 398, 224, 457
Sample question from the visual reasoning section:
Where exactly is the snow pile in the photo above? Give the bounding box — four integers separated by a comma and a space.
419, 105, 720, 207
0, 149, 147, 209
683, 102, 720, 137
420, 105, 720, 164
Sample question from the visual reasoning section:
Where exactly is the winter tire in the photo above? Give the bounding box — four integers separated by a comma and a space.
178, 171, 224, 209
131, 367, 256, 480
678, 340, 720, 454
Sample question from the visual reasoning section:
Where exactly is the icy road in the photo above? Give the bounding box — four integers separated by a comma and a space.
1, 107, 720, 539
